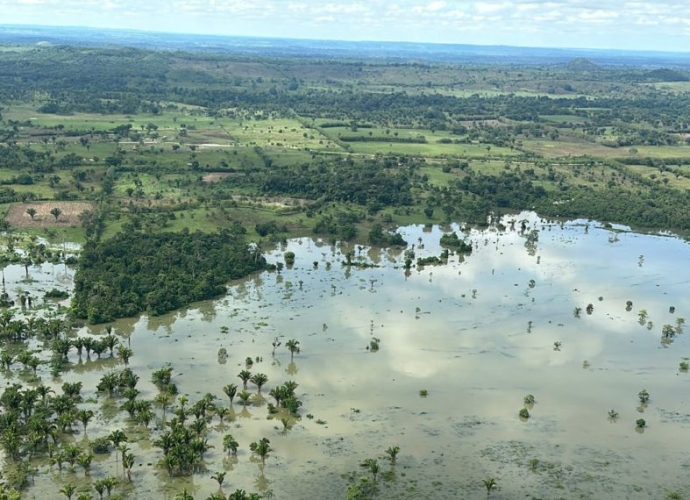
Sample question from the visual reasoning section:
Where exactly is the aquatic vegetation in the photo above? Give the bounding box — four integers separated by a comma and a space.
638, 389, 650, 404
360, 458, 380, 482
483, 478, 498, 496
384, 446, 400, 465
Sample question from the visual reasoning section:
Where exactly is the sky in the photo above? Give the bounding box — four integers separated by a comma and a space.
2, 0, 690, 52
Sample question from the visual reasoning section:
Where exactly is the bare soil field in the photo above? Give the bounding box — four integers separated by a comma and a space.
6, 202, 94, 228
202, 172, 235, 183
230, 194, 308, 208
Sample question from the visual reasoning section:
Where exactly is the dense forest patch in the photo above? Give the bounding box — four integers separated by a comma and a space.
71, 229, 265, 322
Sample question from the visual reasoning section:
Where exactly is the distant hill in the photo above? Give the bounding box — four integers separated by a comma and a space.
3, 24, 690, 67
643, 68, 690, 81
566, 58, 601, 72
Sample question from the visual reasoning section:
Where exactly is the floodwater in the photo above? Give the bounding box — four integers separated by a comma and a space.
5, 213, 690, 499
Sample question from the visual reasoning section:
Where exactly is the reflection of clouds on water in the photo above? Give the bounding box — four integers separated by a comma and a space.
30, 214, 690, 499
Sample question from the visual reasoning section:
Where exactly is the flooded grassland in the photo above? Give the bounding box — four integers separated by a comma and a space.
3, 214, 690, 499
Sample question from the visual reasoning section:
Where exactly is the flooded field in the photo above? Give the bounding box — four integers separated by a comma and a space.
4, 213, 690, 499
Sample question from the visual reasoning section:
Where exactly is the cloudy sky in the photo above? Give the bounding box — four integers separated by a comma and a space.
3, 0, 690, 52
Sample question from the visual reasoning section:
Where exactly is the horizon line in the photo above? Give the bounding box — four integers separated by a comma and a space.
2, 22, 690, 59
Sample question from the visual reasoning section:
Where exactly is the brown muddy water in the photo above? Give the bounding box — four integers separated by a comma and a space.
4, 213, 690, 499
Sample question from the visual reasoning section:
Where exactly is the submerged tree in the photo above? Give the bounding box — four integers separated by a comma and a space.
483, 478, 498, 496
286, 339, 301, 361
249, 437, 272, 466
385, 446, 400, 465
238, 370, 252, 389
223, 383, 238, 404
250, 373, 268, 392
223, 434, 239, 456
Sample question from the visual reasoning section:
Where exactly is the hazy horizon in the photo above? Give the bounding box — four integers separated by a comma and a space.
3, 22, 690, 60
2, 1, 690, 53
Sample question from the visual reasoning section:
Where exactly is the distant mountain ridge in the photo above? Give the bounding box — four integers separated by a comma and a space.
2, 24, 690, 68
642, 68, 690, 82
566, 58, 602, 72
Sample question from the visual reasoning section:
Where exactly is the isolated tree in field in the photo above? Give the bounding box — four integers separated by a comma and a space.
286, 339, 300, 361
50, 207, 62, 221
26, 207, 37, 220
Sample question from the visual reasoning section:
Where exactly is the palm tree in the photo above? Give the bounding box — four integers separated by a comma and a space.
385, 446, 400, 465
238, 370, 251, 389
286, 339, 300, 361
223, 434, 239, 455
103, 334, 119, 355
175, 490, 194, 500
117, 345, 133, 364
250, 373, 268, 392
361, 458, 379, 481
78, 409, 94, 434
271, 337, 281, 356
122, 451, 135, 481
78, 452, 94, 476
64, 444, 81, 470
94, 480, 106, 500
155, 391, 174, 419
109, 429, 128, 461
223, 383, 238, 404
211, 471, 226, 488
26, 207, 37, 220
50, 207, 63, 222
60, 484, 77, 500
249, 437, 272, 466
237, 390, 251, 406
483, 478, 497, 496
216, 407, 231, 424
36, 384, 53, 402
103, 477, 117, 497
